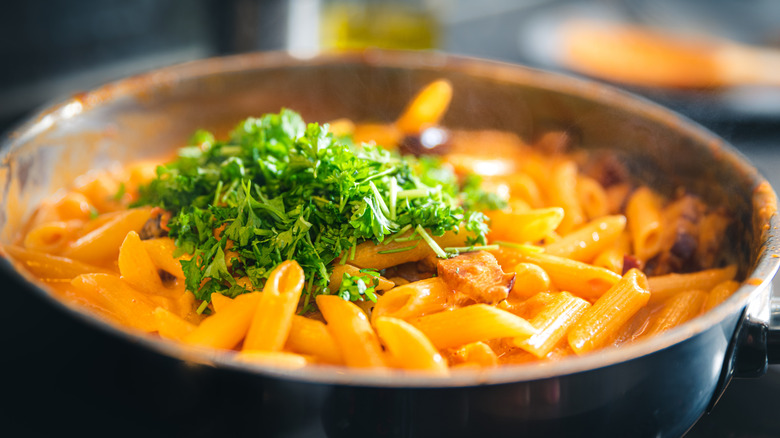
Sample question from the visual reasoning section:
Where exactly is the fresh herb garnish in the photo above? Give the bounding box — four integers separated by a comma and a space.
134, 109, 499, 311
337, 269, 381, 303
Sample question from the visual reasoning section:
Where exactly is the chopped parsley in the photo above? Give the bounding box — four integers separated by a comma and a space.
337, 269, 381, 303
134, 109, 502, 312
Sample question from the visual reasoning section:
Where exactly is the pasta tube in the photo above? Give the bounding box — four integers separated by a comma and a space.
545, 215, 627, 262
412, 304, 536, 349
285, 315, 344, 365
515, 251, 622, 300
4, 245, 112, 279
235, 351, 308, 368
63, 207, 152, 264
210, 292, 234, 313
153, 307, 196, 341
371, 277, 452, 323
395, 79, 453, 134
23, 221, 75, 254
577, 175, 609, 220
183, 292, 262, 349
375, 316, 448, 374
451, 341, 498, 368
244, 261, 305, 352
70, 273, 158, 332
515, 291, 591, 358
317, 295, 386, 368
118, 231, 164, 295
142, 238, 187, 279
703, 280, 740, 312
642, 289, 707, 338
548, 160, 584, 234
568, 268, 651, 355
648, 265, 737, 304
487, 207, 565, 243
626, 187, 663, 261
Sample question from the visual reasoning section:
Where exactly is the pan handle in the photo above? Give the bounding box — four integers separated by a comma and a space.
707, 291, 775, 411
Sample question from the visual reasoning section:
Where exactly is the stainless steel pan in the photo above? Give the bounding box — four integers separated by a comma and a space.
1, 51, 779, 437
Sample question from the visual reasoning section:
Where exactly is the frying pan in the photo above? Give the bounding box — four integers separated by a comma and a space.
1, 51, 779, 437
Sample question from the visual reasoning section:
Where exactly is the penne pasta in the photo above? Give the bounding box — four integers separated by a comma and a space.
7, 80, 747, 373
63, 207, 152, 265
500, 291, 556, 320
642, 289, 707, 338
244, 261, 305, 352
353, 123, 402, 148
412, 304, 536, 349
515, 291, 591, 358
568, 268, 651, 355
647, 265, 737, 304
451, 341, 499, 368
141, 238, 186, 279
235, 351, 309, 368
375, 316, 448, 374
118, 231, 164, 295
54, 192, 94, 222
183, 292, 262, 349
153, 307, 197, 341
484, 173, 543, 208
548, 160, 585, 234
371, 277, 453, 323
285, 315, 344, 365
23, 221, 76, 254
592, 248, 624, 274
4, 245, 112, 279
395, 79, 453, 134
545, 215, 627, 262
605, 183, 631, 215
487, 207, 565, 243
70, 273, 158, 332
317, 295, 386, 368
75, 172, 123, 213
209, 292, 234, 313
703, 280, 740, 312
514, 250, 622, 300
577, 175, 609, 220
626, 187, 663, 261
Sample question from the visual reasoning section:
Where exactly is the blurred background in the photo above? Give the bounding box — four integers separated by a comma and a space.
2, 0, 780, 436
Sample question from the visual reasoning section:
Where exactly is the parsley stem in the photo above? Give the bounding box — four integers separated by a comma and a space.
383, 224, 412, 245
443, 244, 500, 253
369, 181, 390, 216
377, 244, 418, 254
213, 180, 223, 206
196, 300, 210, 315
219, 145, 242, 156
311, 196, 332, 205
223, 179, 239, 204
494, 241, 545, 253
415, 225, 447, 259
389, 177, 398, 221
394, 235, 422, 243
362, 166, 397, 183
397, 189, 431, 199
